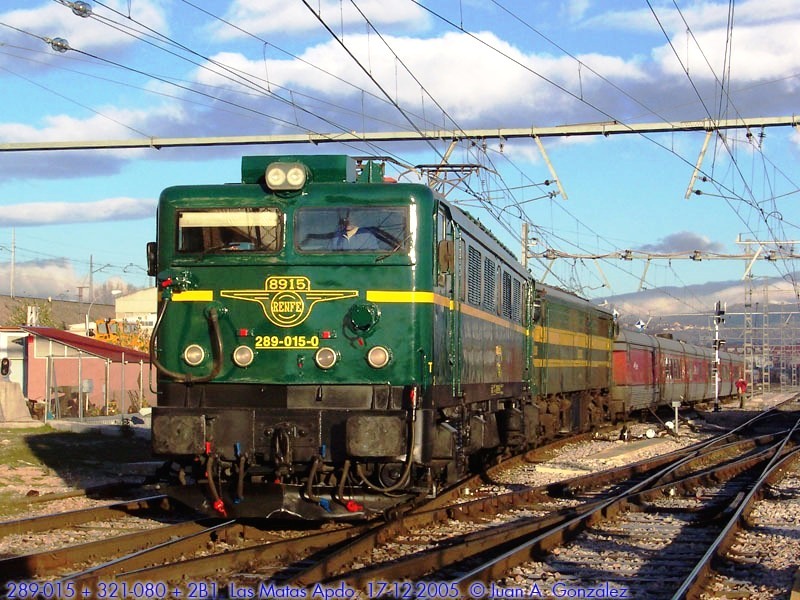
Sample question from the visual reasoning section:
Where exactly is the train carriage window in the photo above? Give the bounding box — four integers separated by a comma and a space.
178, 209, 282, 253
437, 207, 447, 244
467, 246, 482, 306
296, 207, 407, 253
436, 208, 453, 277
664, 356, 682, 381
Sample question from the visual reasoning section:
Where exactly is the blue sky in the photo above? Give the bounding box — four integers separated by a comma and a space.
1, 0, 798, 313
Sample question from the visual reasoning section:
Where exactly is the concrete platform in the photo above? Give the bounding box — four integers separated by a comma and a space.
0, 380, 39, 426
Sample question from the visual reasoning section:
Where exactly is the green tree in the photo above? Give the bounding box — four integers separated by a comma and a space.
5, 299, 61, 328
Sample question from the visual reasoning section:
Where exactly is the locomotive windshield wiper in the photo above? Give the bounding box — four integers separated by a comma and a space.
375, 233, 412, 262
200, 241, 252, 255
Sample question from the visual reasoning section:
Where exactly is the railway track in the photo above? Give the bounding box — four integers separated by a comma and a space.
1, 401, 798, 599
285, 417, 797, 599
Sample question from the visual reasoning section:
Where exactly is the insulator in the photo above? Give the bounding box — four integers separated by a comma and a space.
49, 38, 70, 53
71, 1, 93, 17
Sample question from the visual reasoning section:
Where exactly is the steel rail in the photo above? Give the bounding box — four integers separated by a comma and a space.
72, 523, 374, 589
317, 431, 792, 591
447, 423, 795, 592
0, 519, 218, 584
673, 419, 800, 599
0, 495, 174, 538
276, 418, 794, 590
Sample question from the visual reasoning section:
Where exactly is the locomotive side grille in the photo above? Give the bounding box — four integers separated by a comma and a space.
467, 246, 482, 305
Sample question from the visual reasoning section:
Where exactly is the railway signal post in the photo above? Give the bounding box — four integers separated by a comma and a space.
713, 301, 726, 412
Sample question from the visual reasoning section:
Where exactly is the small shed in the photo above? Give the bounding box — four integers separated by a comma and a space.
20, 327, 154, 419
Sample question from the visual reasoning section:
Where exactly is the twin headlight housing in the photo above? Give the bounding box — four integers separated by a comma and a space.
265, 162, 307, 191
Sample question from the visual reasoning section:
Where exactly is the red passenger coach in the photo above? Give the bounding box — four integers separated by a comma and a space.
611, 330, 658, 416
612, 329, 744, 418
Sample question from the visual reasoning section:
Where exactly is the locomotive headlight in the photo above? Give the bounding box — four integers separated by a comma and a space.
286, 165, 307, 187
367, 345, 391, 369
232, 345, 254, 367
265, 162, 307, 191
183, 344, 205, 367
314, 347, 338, 370
265, 166, 286, 188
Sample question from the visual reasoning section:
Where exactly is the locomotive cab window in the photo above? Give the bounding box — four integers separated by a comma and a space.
177, 209, 283, 253
295, 207, 408, 253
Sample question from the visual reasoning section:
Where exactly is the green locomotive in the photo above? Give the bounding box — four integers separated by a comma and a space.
148, 154, 615, 519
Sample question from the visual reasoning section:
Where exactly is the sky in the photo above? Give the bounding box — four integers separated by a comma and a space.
1, 0, 799, 317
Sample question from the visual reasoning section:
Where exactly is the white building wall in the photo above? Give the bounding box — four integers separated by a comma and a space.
0, 329, 28, 391
114, 288, 157, 331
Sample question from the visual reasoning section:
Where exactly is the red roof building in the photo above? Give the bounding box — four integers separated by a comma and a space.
19, 327, 155, 419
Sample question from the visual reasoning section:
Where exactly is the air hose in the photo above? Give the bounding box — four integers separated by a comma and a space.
355, 421, 416, 493
150, 296, 223, 383
305, 456, 322, 502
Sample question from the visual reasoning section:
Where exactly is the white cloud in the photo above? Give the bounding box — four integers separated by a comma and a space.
2, 197, 156, 226
0, 259, 139, 301
585, 1, 800, 34
654, 20, 800, 83
196, 31, 651, 129
0, 104, 185, 143
0, 258, 81, 300
0, 0, 167, 57
563, 0, 591, 22
638, 231, 726, 253
211, 0, 430, 39
3, 0, 798, 177
580, 2, 800, 86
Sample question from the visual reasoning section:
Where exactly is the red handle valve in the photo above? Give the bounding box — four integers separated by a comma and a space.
212, 498, 227, 517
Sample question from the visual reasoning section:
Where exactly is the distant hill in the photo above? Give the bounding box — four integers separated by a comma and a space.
598, 275, 799, 348
0, 295, 114, 329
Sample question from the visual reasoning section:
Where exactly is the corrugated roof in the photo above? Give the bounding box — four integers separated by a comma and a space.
20, 327, 150, 363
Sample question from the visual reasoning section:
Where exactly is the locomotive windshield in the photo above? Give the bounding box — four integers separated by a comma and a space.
295, 207, 408, 253
177, 208, 282, 253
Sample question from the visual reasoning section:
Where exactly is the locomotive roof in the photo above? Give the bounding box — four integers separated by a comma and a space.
537, 282, 614, 316
437, 192, 612, 318
444, 200, 523, 272
616, 327, 741, 362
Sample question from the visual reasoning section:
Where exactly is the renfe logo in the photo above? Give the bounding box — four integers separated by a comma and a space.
221, 276, 358, 328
